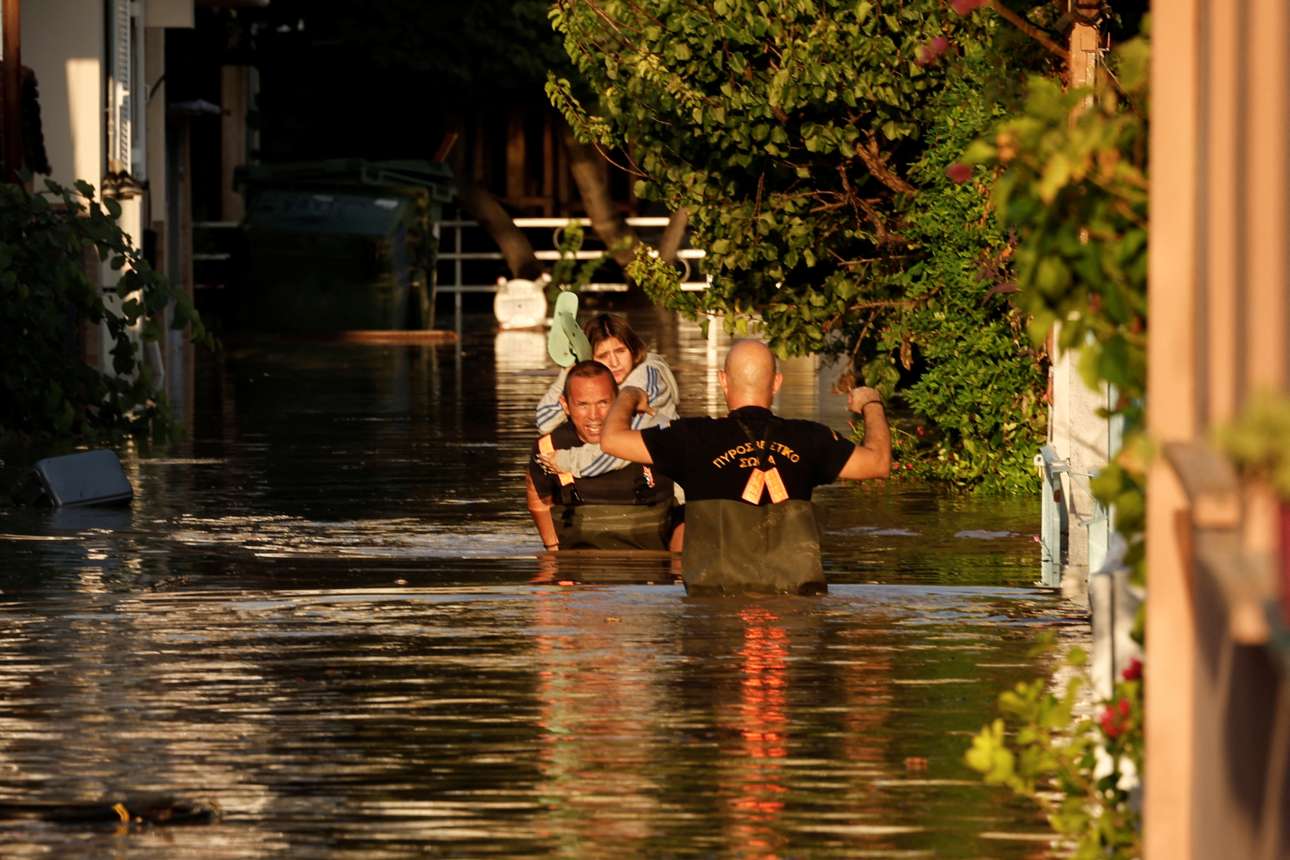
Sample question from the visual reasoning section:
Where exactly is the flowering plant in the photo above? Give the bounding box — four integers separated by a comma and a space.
966, 642, 1143, 859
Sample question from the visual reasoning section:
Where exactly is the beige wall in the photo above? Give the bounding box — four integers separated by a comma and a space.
22, 0, 104, 190
144, 0, 192, 29
220, 65, 250, 222
145, 26, 167, 225
1147, 1, 1290, 858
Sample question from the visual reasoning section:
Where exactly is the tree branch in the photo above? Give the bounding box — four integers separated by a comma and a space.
987, 0, 1068, 61
854, 135, 917, 196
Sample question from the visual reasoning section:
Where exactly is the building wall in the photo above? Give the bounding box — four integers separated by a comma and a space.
145, 26, 167, 229
1147, 1, 1290, 858
22, 0, 195, 390
22, 0, 104, 191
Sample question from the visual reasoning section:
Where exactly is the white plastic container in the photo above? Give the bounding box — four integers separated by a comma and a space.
493, 275, 550, 330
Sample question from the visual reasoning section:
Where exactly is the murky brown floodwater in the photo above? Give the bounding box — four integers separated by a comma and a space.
0, 311, 1081, 858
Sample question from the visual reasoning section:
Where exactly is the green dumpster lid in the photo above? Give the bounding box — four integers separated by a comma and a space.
236, 159, 455, 203
245, 189, 411, 236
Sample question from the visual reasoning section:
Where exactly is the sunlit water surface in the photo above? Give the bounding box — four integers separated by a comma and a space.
0, 313, 1080, 858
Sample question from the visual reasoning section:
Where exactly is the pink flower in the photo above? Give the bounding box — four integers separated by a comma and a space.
1100, 706, 1123, 738
945, 162, 972, 184
1100, 697, 1133, 738
1122, 658, 1142, 681
917, 35, 950, 66
951, 0, 990, 15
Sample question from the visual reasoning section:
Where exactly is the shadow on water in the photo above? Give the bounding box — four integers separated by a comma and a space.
0, 313, 1077, 858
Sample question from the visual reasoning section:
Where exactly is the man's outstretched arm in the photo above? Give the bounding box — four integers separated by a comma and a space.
525, 473, 561, 550
600, 386, 654, 465
837, 387, 891, 481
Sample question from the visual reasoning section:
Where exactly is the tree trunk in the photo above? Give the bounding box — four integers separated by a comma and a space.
560, 123, 638, 268
657, 208, 688, 264
454, 176, 544, 280
440, 116, 542, 281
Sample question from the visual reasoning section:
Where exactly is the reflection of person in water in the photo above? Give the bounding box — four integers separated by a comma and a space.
600, 339, 890, 594
526, 360, 677, 552
669, 597, 827, 855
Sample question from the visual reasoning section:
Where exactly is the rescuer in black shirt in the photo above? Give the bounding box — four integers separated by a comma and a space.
599, 339, 890, 593
525, 360, 676, 551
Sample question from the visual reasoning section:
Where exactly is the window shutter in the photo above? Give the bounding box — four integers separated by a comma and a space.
107, 0, 131, 175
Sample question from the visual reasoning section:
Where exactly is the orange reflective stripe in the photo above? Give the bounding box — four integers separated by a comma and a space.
538, 434, 575, 486
764, 466, 788, 503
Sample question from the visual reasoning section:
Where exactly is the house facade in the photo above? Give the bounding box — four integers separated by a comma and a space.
1147, 2, 1290, 858
21, 0, 205, 415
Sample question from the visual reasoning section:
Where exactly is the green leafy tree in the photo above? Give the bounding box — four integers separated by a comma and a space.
549, 0, 1048, 489
960, 29, 1149, 558
961, 26, 1150, 857
874, 50, 1047, 492
0, 180, 205, 443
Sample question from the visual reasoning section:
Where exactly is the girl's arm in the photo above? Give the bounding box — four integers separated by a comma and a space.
555, 355, 678, 476
535, 366, 571, 432
550, 409, 662, 476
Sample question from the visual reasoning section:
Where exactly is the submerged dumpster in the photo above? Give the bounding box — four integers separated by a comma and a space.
236, 160, 454, 332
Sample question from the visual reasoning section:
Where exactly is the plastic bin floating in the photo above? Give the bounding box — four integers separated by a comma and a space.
28, 450, 133, 507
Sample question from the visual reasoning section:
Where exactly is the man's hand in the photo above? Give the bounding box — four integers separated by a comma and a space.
601, 387, 655, 464
619, 385, 655, 416
838, 386, 891, 481
538, 447, 580, 476
525, 473, 561, 550
847, 386, 883, 413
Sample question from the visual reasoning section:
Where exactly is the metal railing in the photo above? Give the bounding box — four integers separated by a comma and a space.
1034, 444, 1070, 588
192, 220, 241, 265
434, 216, 709, 332
193, 215, 707, 329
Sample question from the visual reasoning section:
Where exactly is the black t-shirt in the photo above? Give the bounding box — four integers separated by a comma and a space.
529, 421, 674, 506
640, 406, 855, 502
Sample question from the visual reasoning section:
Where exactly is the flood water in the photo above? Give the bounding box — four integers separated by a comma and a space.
0, 312, 1081, 858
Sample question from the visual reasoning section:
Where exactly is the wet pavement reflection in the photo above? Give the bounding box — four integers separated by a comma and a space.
0, 312, 1077, 857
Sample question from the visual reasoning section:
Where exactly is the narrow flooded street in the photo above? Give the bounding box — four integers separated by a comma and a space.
0, 313, 1082, 858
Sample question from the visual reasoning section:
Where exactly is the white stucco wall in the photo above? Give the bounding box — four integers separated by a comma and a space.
1049, 331, 1113, 580
145, 0, 193, 28
22, 0, 104, 191
145, 26, 167, 224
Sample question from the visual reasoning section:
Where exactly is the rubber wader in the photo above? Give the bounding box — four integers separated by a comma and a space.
552, 503, 673, 550
681, 499, 827, 595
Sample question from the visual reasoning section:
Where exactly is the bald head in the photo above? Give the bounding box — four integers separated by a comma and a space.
720, 340, 782, 409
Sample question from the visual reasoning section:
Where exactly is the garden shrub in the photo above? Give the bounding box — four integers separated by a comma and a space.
0, 179, 205, 443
